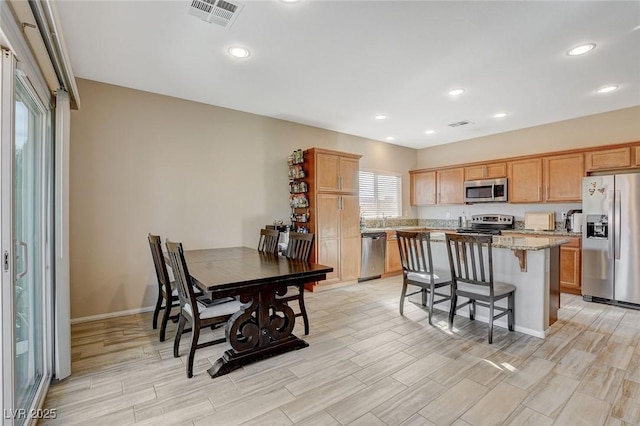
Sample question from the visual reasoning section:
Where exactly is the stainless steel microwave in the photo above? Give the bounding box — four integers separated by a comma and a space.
464, 178, 508, 203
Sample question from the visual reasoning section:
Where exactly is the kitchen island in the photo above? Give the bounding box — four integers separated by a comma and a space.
422, 233, 568, 339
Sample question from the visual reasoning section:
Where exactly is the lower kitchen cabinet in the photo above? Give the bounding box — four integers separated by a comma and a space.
384, 231, 402, 275
315, 193, 361, 286
560, 237, 582, 295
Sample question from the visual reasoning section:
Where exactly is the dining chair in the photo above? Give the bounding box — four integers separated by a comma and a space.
148, 234, 182, 342
445, 233, 515, 344
165, 240, 242, 378
396, 231, 453, 325
258, 228, 280, 255
278, 231, 315, 335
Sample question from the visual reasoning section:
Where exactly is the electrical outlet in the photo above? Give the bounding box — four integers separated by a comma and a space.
561, 212, 567, 220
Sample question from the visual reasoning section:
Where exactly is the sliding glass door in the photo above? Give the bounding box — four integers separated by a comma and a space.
2, 49, 52, 425
13, 74, 49, 419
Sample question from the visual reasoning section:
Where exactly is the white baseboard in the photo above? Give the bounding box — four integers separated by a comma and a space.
70, 305, 156, 324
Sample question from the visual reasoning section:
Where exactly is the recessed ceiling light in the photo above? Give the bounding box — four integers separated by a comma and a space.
281, 0, 300, 3
567, 43, 596, 56
596, 85, 619, 94
493, 112, 508, 118
375, 114, 387, 120
448, 88, 465, 96
386, 136, 395, 141
425, 130, 436, 135
228, 46, 251, 58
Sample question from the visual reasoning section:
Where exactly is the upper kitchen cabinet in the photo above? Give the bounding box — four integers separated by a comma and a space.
509, 154, 584, 203
508, 158, 543, 203
635, 146, 640, 166
544, 153, 584, 202
585, 147, 632, 171
410, 168, 464, 205
308, 148, 360, 193
410, 170, 436, 205
437, 167, 464, 204
464, 162, 507, 180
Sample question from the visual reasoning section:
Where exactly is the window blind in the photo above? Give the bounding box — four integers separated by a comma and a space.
359, 170, 402, 218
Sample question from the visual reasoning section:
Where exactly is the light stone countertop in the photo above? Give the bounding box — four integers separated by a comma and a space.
364, 228, 569, 250
362, 226, 581, 239
426, 232, 569, 251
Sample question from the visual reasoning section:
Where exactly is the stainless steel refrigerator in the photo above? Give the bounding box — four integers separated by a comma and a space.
582, 173, 640, 306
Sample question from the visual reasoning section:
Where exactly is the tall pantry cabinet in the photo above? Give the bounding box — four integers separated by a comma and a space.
304, 148, 362, 289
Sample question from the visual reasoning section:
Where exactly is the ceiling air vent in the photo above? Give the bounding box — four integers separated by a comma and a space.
448, 120, 474, 128
189, 0, 244, 28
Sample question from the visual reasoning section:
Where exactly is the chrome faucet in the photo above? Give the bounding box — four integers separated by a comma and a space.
382, 214, 388, 228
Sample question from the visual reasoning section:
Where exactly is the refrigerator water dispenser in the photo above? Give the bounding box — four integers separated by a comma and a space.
586, 214, 608, 239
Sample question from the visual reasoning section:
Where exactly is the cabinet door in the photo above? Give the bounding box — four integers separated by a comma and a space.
585, 147, 631, 171
316, 194, 340, 282
465, 163, 506, 180
634, 146, 640, 166
544, 153, 584, 202
560, 238, 581, 295
485, 162, 507, 178
410, 171, 436, 205
339, 157, 359, 193
340, 195, 361, 280
316, 153, 340, 192
508, 158, 543, 203
385, 233, 402, 273
465, 165, 486, 181
437, 168, 464, 204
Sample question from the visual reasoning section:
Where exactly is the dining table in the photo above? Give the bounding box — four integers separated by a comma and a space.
179, 246, 333, 378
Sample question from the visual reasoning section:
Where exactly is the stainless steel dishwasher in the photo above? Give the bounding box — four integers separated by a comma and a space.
359, 232, 386, 281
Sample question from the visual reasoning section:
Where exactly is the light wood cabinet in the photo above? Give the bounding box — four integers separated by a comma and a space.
384, 232, 402, 275
464, 162, 507, 180
316, 194, 361, 284
437, 168, 464, 204
315, 151, 359, 193
560, 237, 581, 295
509, 155, 583, 203
585, 147, 632, 171
304, 148, 362, 289
508, 158, 543, 203
634, 146, 640, 166
544, 153, 584, 202
410, 168, 464, 205
410, 170, 436, 206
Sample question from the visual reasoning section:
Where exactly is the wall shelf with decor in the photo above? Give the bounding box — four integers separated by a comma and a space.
288, 149, 311, 233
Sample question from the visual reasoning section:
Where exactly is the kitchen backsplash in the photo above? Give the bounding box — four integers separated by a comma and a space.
363, 218, 418, 228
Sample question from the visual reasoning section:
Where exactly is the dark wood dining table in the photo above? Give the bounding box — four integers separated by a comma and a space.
180, 247, 333, 378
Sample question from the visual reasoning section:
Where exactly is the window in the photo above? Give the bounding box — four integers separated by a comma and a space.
359, 170, 402, 218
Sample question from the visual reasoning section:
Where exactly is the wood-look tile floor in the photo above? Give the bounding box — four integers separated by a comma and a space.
42, 276, 640, 425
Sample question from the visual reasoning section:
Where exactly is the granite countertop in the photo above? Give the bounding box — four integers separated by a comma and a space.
502, 229, 581, 237
361, 226, 581, 238
426, 232, 570, 250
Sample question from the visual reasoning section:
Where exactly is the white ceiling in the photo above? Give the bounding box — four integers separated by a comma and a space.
54, 1, 640, 149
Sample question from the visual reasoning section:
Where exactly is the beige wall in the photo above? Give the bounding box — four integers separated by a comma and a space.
417, 106, 640, 169
70, 78, 417, 319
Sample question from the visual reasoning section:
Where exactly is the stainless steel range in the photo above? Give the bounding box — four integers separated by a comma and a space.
456, 214, 514, 235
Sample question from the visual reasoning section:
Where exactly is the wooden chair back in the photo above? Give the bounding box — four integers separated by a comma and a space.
445, 233, 494, 290
165, 240, 199, 315
258, 228, 280, 254
148, 234, 172, 297
285, 232, 314, 261
396, 231, 436, 275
